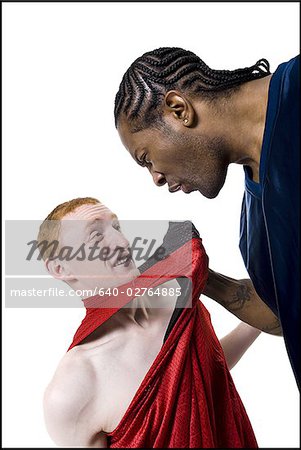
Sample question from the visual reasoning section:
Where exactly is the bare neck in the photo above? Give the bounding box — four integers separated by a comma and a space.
204, 74, 272, 182
78, 279, 180, 349
77, 296, 150, 348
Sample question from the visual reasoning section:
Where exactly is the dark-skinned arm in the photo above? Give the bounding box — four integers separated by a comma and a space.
203, 269, 283, 336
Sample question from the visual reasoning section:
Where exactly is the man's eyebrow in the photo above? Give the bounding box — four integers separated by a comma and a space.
134, 151, 142, 165
134, 149, 146, 166
85, 219, 100, 230
85, 214, 118, 229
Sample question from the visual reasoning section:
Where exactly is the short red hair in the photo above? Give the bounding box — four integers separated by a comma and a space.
37, 197, 100, 260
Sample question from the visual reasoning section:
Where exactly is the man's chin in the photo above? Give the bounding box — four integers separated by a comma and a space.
200, 189, 220, 199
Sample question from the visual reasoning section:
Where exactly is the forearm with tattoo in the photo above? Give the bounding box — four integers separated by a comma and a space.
224, 283, 252, 311
203, 269, 283, 336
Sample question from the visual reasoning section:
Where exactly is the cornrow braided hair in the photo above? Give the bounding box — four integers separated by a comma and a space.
114, 47, 270, 130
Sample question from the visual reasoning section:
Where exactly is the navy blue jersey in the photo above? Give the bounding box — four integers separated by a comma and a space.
239, 55, 300, 389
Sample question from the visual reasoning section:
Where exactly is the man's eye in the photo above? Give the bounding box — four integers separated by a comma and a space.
113, 222, 121, 231
141, 154, 151, 167
89, 231, 103, 241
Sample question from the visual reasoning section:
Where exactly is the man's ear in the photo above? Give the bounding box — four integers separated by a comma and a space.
45, 258, 74, 281
164, 90, 195, 127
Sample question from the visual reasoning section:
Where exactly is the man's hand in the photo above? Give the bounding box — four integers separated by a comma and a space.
204, 269, 282, 336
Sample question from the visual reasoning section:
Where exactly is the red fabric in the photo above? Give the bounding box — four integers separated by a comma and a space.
68, 237, 195, 351
68, 237, 258, 448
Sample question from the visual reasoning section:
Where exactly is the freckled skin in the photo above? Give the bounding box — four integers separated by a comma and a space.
50, 203, 139, 292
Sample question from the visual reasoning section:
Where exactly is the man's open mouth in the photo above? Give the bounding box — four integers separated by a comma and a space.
114, 252, 132, 267
168, 184, 181, 193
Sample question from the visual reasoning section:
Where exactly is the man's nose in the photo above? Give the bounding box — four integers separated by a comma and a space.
151, 171, 166, 187
107, 228, 130, 250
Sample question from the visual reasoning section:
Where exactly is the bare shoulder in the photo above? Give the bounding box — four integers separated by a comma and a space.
44, 346, 95, 408
44, 346, 107, 447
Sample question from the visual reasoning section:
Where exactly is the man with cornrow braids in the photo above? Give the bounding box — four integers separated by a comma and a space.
115, 47, 300, 390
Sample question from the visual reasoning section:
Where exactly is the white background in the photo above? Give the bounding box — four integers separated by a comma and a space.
2, 2, 300, 448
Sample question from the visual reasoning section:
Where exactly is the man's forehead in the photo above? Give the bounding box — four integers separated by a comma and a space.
63, 203, 117, 221
118, 119, 134, 153
118, 117, 147, 154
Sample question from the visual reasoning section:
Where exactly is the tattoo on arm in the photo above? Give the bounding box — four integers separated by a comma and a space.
221, 284, 252, 311
261, 318, 283, 336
